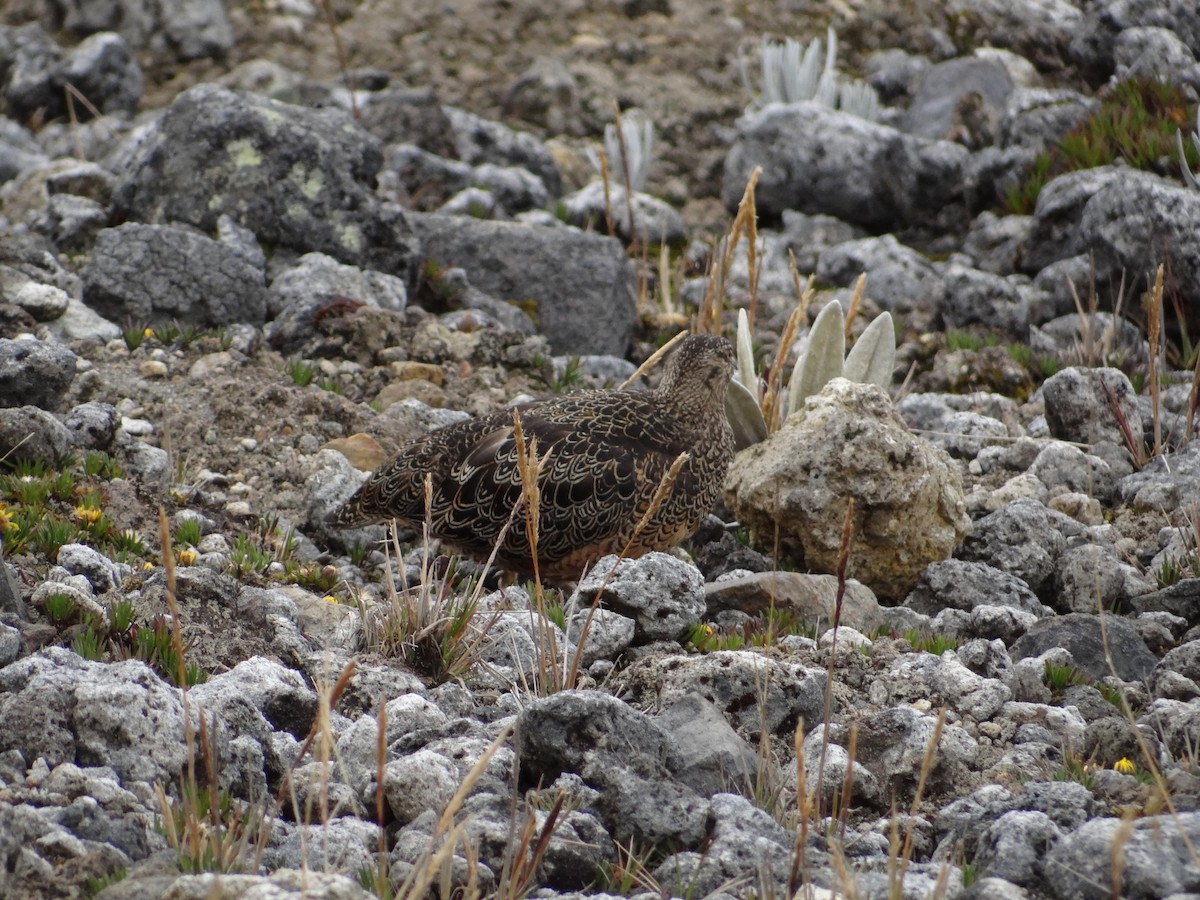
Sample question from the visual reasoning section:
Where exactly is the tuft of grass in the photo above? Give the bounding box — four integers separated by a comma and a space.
285, 357, 316, 387
904, 628, 959, 655
1054, 751, 1096, 790
1044, 660, 1089, 695
173, 518, 203, 549
1005, 77, 1199, 214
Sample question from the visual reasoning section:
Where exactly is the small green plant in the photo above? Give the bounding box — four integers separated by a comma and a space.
28, 517, 77, 558
946, 330, 999, 352
228, 534, 274, 576
72, 624, 106, 661
285, 357, 316, 387
903, 629, 959, 655
348, 542, 370, 568
287, 562, 340, 594
44, 591, 76, 624
1054, 751, 1096, 789
1006, 77, 1199, 213
132, 617, 206, 686
1044, 660, 1089, 695
174, 518, 203, 549
154, 321, 182, 345
84, 451, 123, 480
84, 868, 126, 897
316, 375, 344, 394
551, 356, 583, 393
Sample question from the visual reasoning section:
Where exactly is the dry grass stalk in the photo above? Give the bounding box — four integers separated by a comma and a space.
761, 300, 807, 431
787, 718, 811, 897
843, 273, 866, 342
895, 706, 946, 891
837, 723, 858, 840
1147, 263, 1164, 457
318, 0, 358, 118
63, 83, 101, 160
391, 727, 513, 899
698, 167, 762, 334
618, 331, 686, 390
495, 792, 567, 898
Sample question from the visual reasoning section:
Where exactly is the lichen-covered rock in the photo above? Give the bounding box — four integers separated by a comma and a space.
725, 379, 970, 601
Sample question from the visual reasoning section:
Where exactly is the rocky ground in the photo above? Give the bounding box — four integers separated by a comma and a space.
3, 0, 1200, 898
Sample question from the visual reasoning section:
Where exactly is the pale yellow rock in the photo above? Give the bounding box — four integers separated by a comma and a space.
724, 378, 970, 601
324, 433, 388, 472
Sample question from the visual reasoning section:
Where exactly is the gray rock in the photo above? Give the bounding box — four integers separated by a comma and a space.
470, 162, 550, 215
572, 553, 705, 643
934, 780, 1098, 862
559, 182, 686, 246
958, 499, 1071, 599
1029, 441, 1116, 502
0, 622, 20, 666
63, 401, 119, 451
1000, 87, 1096, 154
566, 607, 635, 667
360, 87, 457, 156
82, 222, 267, 327
1021, 167, 1133, 274
379, 143, 471, 212
726, 379, 970, 601
658, 692, 759, 798
584, 758, 709, 847
0, 648, 190, 786
1149, 640, 1200, 701
654, 793, 793, 897
0, 117, 48, 183
961, 210, 1034, 275
723, 101, 969, 232
1114, 26, 1200, 89
939, 262, 1030, 339
1042, 365, 1141, 455
51, 0, 234, 61
905, 559, 1047, 617
263, 819, 378, 874
266, 252, 407, 321
410, 212, 635, 356
1010, 613, 1158, 682
54, 543, 130, 593
855, 705, 976, 795
190, 656, 318, 745
1132, 578, 1200, 623
898, 55, 1014, 145
816, 234, 944, 331
96, 870, 373, 899
974, 809, 1064, 886
517, 690, 672, 778
113, 84, 417, 279
1115, 442, 1200, 511
1046, 812, 1200, 900
0, 405, 73, 465
383, 748, 462, 825
1141, 698, 1200, 761
444, 106, 561, 197
1071, 0, 1200, 83
59, 32, 143, 118
1054, 543, 1151, 615
635, 649, 826, 737
0, 337, 76, 409
954, 0, 1081, 75
47, 193, 109, 253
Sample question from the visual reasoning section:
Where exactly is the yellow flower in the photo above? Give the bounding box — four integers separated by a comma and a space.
75, 505, 102, 525
176, 548, 197, 566
142, 562, 155, 571
143, 327, 155, 338
323, 595, 338, 604
1113, 757, 1136, 775
0, 503, 17, 534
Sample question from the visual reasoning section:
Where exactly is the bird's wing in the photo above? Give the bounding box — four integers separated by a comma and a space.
433, 395, 689, 564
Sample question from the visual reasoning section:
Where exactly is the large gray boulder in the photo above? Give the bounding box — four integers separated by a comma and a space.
410, 213, 636, 356
113, 84, 418, 280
